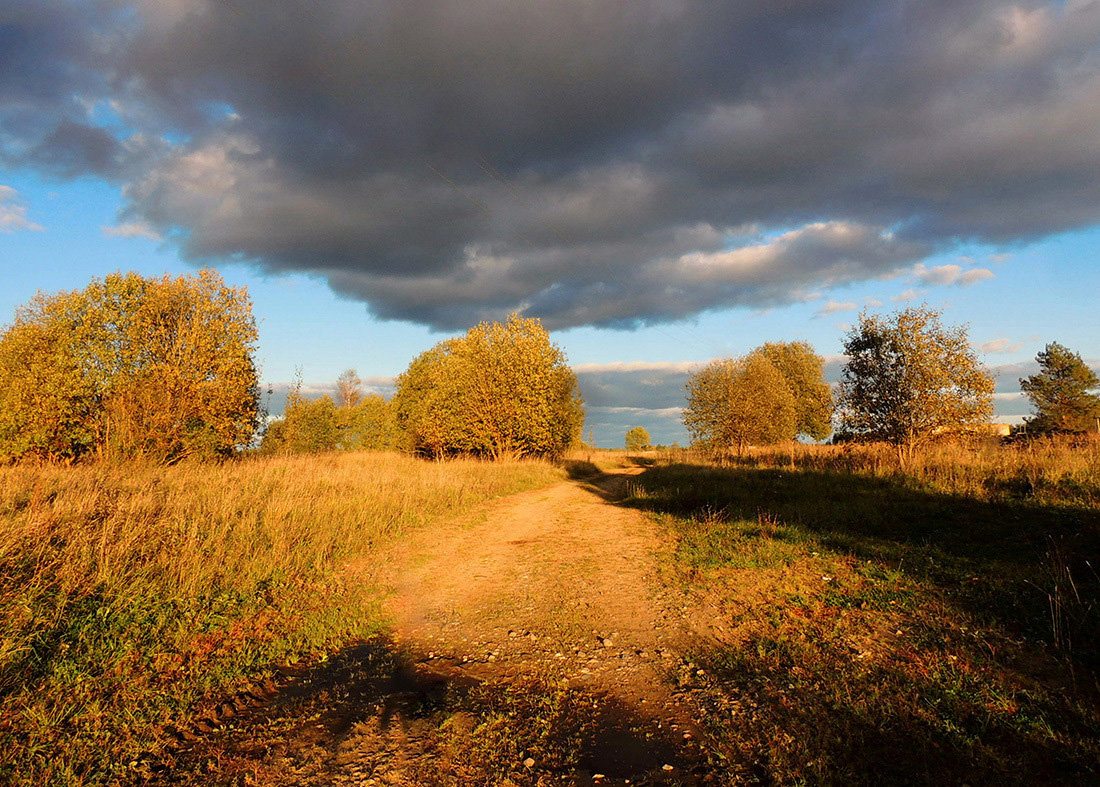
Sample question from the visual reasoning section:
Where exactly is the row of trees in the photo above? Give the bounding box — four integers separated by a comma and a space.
681, 306, 1099, 461
1, 273, 1094, 464
0, 274, 582, 463
263, 316, 584, 459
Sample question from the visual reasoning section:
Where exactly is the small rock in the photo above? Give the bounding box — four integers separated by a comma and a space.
523, 757, 535, 769
601, 638, 613, 648
663, 764, 674, 771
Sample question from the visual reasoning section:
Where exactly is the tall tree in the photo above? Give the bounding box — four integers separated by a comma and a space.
683, 355, 798, 456
838, 306, 993, 461
336, 369, 363, 409
624, 426, 651, 451
393, 315, 584, 459
1020, 342, 1100, 435
748, 341, 833, 440
0, 270, 259, 462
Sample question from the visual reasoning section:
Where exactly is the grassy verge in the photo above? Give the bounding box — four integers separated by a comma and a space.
0, 452, 563, 785
628, 449, 1100, 784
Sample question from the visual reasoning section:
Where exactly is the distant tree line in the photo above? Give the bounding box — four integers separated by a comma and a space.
1, 273, 1095, 465
260, 370, 400, 454
682, 306, 1099, 462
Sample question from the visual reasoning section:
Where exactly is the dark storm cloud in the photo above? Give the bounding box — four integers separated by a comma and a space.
4, 0, 1100, 328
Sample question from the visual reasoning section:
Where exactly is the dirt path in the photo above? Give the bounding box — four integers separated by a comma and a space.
161, 470, 717, 785
384, 469, 683, 704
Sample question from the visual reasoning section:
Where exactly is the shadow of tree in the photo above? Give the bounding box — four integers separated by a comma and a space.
625, 463, 1100, 661
150, 636, 707, 785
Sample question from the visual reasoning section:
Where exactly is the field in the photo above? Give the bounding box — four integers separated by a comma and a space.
1, 440, 1098, 784
0, 453, 565, 784
626, 439, 1100, 783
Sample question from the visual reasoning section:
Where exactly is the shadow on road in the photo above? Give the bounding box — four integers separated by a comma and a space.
149, 636, 709, 785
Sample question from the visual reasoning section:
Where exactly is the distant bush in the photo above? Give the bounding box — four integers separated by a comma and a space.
624, 426, 652, 451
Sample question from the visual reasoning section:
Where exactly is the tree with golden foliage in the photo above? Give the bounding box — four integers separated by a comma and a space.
624, 426, 652, 451
839, 306, 994, 461
336, 368, 363, 409
0, 270, 259, 462
393, 315, 584, 459
262, 391, 341, 454
683, 355, 798, 456
747, 341, 833, 440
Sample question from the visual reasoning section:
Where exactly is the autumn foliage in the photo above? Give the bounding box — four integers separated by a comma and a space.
393, 315, 584, 459
683, 342, 833, 454
0, 270, 259, 462
839, 306, 994, 458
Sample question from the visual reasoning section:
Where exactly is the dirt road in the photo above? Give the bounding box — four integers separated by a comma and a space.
162, 469, 718, 785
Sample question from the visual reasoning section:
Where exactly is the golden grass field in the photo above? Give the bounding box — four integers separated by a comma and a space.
2, 438, 1099, 784
0, 452, 564, 784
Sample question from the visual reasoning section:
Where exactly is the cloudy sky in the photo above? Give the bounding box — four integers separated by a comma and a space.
3, 0, 1099, 444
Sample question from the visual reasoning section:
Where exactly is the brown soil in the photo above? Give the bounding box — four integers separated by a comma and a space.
153, 469, 722, 786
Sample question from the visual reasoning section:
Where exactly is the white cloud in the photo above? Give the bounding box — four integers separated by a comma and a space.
0, 185, 44, 233
891, 287, 923, 302
102, 221, 163, 241
958, 268, 995, 286
979, 338, 1024, 354
815, 299, 857, 316
913, 263, 995, 287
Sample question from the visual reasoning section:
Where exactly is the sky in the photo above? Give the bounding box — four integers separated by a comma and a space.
2, 0, 1099, 446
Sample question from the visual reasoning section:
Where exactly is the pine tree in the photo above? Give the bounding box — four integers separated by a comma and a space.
1020, 343, 1100, 434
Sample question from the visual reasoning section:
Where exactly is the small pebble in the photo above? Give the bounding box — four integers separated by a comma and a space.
524, 757, 535, 768
663, 764, 674, 771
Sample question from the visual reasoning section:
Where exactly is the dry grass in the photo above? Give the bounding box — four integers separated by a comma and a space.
0, 452, 564, 785
627, 437, 1100, 783
649, 435, 1100, 506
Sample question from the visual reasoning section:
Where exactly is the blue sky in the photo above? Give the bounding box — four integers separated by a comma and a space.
3, 1, 1099, 446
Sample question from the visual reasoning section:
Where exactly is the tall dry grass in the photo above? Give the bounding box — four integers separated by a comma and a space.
0, 451, 563, 784
653, 435, 1100, 506
627, 437, 1100, 780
